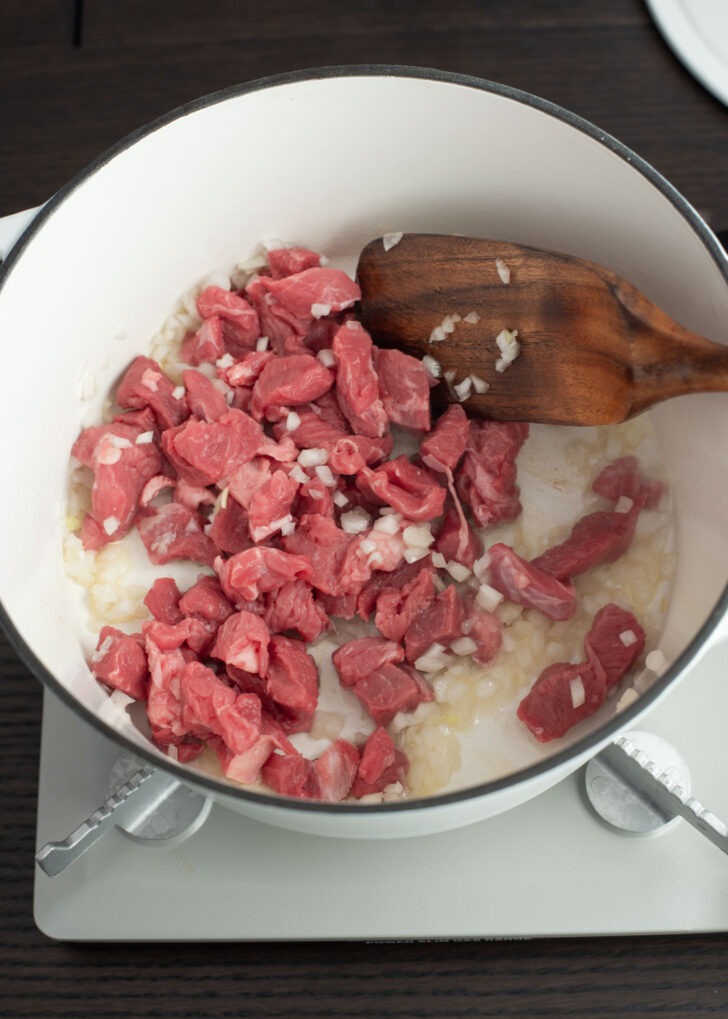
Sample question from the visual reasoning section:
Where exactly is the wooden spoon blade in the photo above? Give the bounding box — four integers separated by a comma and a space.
356, 233, 728, 426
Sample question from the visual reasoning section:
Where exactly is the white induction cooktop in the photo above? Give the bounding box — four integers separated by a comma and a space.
34, 638, 728, 941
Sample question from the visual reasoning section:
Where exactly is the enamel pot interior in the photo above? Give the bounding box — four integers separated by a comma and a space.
1, 68, 727, 839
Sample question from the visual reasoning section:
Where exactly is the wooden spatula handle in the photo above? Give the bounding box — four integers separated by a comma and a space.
613, 277, 728, 415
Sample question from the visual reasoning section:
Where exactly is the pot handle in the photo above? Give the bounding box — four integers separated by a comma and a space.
0, 205, 44, 262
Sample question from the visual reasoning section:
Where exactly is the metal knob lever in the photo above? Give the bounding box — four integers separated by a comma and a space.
585, 731, 728, 856
36, 760, 212, 877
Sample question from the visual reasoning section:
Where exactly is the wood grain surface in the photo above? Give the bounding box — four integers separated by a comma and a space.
1, 2, 727, 1016
357, 233, 728, 424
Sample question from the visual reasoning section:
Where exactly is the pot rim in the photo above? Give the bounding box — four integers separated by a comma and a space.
2, 63, 727, 816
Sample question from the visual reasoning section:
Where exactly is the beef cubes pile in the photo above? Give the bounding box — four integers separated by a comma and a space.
77, 246, 662, 800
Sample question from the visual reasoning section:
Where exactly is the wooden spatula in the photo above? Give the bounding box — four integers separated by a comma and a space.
356, 233, 728, 425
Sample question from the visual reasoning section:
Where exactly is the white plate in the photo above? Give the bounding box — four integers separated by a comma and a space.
646, 0, 728, 107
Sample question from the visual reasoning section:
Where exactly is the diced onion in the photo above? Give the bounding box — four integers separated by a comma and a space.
402, 524, 434, 549
463, 311, 480, 324
382, 232, 403, 251
429, 313, 462, 344
619, 629, 638, 647
495, 257, 511, 284
646, 649, 668, 674
297, 447, 328, 468
617, 688, 639, 711
373, 513, 401, 534
470, 374, 489, 394
614, 496, 634, 514
108, 434, 132, 450
311, 302, 331, 319
495, 328, 520, 373
570, 677, 586, 708
262, 237, 287, 252
431, 552, 447, 569
472, 553, 491, 581
206, 273, 231, 290
403, 547, 429, 563
102, 516, 120, 536
333, 490, 349, 508
279, 516, 296, 536
256, 336, 270, 352
317, 348, 336, 367
421, 354, 442, 379
289, 464, 309, 485
135, 431, 155, 445
315, 464, 336, 488
453, 377, 473, 402
446, 561, 472, 582
286, 411, 301, 431
450, 636, 478, 656
414, 643, 451, 673
476, 583, 503, 612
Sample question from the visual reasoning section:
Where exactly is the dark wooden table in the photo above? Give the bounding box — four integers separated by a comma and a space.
1, 2, 726, 1016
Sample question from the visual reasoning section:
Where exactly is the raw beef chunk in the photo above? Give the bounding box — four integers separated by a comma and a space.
456, 420, 529, 526
332, 321, 388, 438
404, 584, 465, 661
487, 543, 576, 621
91, 626, 148, 701
137, 502, 217, 567
251, 353, 334, 421
116, 355, 189, 430
144, 577, 184, 625
419, 404, 469, 472
374, 567, 436, 644
264, 635, 319, 733
584, 604, 645, 688
433, 508, 482, 569
351, 727, 409, 797
530, 507, 640, 581
162, 409, 263, 487
517, 603, 646, 741
73, 421, 163, 550
356, 456, 446, 522
516, 662, 601, 742
374, 347, 431, 431
196, 285, 261, 356
351, 662, 434, 726
592, 455, 663, 509
332, 637, 406, 688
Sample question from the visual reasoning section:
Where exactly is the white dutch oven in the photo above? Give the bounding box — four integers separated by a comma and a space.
1, 67, 726, 839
